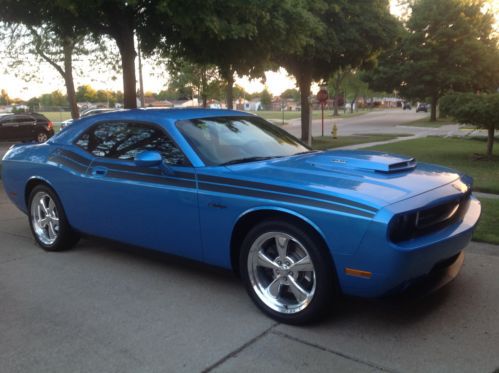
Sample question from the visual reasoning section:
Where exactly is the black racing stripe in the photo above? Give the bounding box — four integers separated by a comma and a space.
198, 174, 377, 213
59, 150, 91, 166
93, 161, 196, 180
94, 161, 163, 176
49, 156, 88, 174
106, 170, 196, 189
199, 182, 375, 218
172, 171, 197, 180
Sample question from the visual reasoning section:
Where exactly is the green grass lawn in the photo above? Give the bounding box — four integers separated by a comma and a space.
367, 136, 499, 194
402, 116, 456, 128
40, 111, 72, 123
312, 134, 408, 150
473, 197, 499, 245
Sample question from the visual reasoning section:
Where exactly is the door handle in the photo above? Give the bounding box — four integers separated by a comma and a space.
91, 166, 108, 176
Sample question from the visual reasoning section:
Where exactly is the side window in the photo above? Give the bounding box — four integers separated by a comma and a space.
75, 121, 189, 166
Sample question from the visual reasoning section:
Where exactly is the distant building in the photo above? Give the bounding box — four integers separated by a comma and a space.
272, 98, 299, 111
244, 99, 262, 111
169, 98, 199, 108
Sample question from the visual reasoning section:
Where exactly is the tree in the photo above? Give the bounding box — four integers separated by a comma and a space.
366, 0, 499, 121
328, 68, 348, 116
39, 91, 68, 107
342, 70, 371, 113
18, 0, 168, 109
76, 85, 97, 103
274, 0, 400, 142
260, 89, 273, 110
280, 89, 300, 101
149, 0, 278, 109
0, 89, 11, 105
0, 2, 90, 120
163, 57, 221, 107
440, 93, 499, 158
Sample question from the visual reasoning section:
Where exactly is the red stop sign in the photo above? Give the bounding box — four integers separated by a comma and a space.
317, 89, 328, 104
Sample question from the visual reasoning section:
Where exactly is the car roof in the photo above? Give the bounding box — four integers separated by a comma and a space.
87, 108, 254, 121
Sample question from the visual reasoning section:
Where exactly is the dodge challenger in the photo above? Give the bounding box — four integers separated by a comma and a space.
1, 109, 481, 324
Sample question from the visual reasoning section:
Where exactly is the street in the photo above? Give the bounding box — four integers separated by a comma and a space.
1, 182, 499, 372
284, 109, 464, 139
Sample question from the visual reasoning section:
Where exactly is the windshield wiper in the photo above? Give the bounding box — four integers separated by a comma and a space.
221, 156, 280, 166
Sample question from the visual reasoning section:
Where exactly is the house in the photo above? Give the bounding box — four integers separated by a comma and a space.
207, 99, 222, 109
271, 98, 299, 111
244, 99, 262, 111
169, 98, 199, 108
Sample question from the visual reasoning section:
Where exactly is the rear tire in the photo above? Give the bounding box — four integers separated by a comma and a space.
240, 220, 336, 324
28, 184, 80, 251
35, 131, 48, 143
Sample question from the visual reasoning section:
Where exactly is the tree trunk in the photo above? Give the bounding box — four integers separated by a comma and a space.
297, 74, 312, 143
201, 68, 208, 108
430, 94, 438, 121
30, 28, 79, 119
486, 126, 495, 158
333, 97, 339, 116
115, 26, 137, 109
226, 69, 234, 110
62, 39, 79, 120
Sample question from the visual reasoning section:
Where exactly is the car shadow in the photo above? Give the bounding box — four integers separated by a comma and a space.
73, 236, 238, 283
72, 236, 460, 326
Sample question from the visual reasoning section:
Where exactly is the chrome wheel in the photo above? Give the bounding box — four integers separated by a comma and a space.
247, 232, 316, 314
36, 132, 48, 143
31, 191, 59, 245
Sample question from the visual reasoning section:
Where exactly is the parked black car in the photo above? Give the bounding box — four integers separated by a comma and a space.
416, 103, 429, 112
0, 113, 54, 143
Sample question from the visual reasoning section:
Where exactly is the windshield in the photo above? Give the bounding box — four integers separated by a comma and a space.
176, 116, 311, 166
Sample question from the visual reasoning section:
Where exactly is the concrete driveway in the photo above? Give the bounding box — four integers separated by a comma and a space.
284, 109, 466, 139
1, 183, 499, 372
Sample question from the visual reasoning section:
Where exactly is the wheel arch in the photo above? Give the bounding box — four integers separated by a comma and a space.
230, 207, 334, 277
25, 176, 56, 210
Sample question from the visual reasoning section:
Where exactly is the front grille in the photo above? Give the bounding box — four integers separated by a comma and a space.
389, 191, 471, 243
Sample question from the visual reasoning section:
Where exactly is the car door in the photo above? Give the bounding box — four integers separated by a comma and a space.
15, 115, 36, 139
0, 115, 16, 139
74, 120, 202, 260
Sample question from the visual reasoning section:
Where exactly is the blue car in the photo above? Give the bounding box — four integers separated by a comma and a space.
1, 109, 481, 324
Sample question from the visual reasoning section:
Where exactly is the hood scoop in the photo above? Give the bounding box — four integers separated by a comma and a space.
306, 150, 417, 173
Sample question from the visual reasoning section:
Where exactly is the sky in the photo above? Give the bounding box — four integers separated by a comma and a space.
0, 0, 497, 101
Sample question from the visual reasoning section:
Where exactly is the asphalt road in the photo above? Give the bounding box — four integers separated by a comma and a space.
0, 142, 13, 159
1, 184, 499, 372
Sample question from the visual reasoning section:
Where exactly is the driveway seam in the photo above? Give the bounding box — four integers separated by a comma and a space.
272, 330, 400, 373
201, 322, 278, 372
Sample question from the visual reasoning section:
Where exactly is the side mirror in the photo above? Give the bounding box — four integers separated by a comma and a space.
134, 151, 162, 167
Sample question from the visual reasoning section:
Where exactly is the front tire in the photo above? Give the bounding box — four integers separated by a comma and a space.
240, 220, 336, 324
28, 185, 80, 251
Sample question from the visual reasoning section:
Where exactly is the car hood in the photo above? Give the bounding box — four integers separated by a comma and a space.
224, 150, 463, 210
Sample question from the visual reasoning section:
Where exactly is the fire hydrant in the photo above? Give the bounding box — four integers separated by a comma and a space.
331, 123, 338, 139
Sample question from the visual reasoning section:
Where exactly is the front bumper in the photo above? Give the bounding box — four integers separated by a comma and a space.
397, 250, 464, 297
336, 195, 481, 298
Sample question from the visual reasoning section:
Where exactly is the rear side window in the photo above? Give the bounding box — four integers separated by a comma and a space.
75, 121, 189, 166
